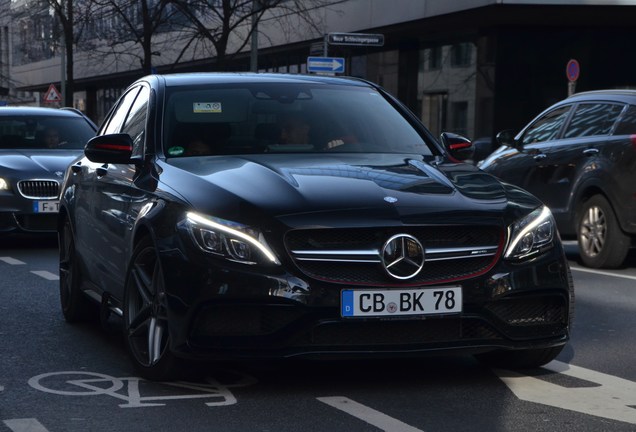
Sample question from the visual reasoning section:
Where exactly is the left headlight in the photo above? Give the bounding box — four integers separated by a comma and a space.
504, 206, 555, 261
184, 212, 280, 266
0, 177, 8, 190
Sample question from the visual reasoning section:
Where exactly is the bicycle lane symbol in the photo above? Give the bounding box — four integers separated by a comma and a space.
28, 371, 257, 408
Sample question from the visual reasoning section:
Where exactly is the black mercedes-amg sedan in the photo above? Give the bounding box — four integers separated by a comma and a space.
58, 73, 574, 380
0, 107, 96, 233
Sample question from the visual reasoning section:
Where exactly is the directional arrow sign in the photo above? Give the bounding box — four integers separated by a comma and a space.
307, 56, 345, 74
495, 360, 636, 425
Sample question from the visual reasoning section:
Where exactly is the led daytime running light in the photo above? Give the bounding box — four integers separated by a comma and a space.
186, 212, 280, 264
505, 206, 552, 259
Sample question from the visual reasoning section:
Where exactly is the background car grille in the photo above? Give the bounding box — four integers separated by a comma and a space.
18, 180, 59, 199
285, 226, 502, 285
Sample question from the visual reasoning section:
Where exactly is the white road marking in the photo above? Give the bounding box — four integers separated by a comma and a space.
317, 396, 424, 432
29, 370, 257, 408
3, 418, 50, 432
30, 271, 59, 281
495, 360, 636, 425
569, 265, 636, 281
0, 257, 25, 265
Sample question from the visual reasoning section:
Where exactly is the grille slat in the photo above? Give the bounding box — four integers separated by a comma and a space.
286, 226, 502, 285
18, 180, 59, 199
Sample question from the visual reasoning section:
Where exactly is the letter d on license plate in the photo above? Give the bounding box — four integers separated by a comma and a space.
341, 287, 462, 318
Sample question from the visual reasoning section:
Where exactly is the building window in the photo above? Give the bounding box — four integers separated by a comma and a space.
450, 43, 472, 67
427, 46, 442, 71
451, 101, 468, 136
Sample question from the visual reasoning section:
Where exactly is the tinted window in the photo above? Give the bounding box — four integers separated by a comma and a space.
102, 87, 141, 135
121, 86, 150, 157
521, 106, 570, 145
0, 115, 96, 150
563, 103, 623, 138
614, 105, 636, 135
163, 83, 433, 157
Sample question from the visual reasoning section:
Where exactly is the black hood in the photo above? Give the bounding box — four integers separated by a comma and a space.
162, 154, 536, 228
0, 150, 82, 177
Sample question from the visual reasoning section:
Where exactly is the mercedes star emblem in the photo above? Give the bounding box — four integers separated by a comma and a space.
381, 234, 425, 280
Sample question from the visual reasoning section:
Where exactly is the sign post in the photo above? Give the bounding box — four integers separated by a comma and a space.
566, 59, 580, 96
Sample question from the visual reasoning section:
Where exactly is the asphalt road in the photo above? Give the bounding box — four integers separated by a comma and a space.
0, 236, 635, 432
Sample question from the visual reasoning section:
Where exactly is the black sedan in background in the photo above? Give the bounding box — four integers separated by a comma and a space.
0, 107, 96, 233
59, 73, 574, 380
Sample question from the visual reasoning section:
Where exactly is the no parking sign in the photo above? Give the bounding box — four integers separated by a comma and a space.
566, 59, 580, 82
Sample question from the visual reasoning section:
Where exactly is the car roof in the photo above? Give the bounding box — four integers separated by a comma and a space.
566, 89, 636, 103
0, 106, 88, 117
152, 72, 374, 88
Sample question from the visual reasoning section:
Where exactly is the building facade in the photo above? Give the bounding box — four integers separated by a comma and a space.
2, 0, 636, 145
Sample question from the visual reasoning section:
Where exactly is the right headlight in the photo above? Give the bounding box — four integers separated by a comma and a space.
504, 206, 555, 261
0, 177, 8, 190
183, 212, 280, 266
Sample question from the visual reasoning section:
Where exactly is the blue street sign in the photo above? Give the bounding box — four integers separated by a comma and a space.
307, 56, 345, 74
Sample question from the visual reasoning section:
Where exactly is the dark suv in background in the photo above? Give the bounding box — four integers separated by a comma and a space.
480, 90, 636, 268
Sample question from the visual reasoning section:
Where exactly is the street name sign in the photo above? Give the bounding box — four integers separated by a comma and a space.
327, 32, 384, 47
307, 56, 345, 74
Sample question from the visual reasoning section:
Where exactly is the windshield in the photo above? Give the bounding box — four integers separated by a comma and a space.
0, 115, 96, 150
163, 82, 435, 157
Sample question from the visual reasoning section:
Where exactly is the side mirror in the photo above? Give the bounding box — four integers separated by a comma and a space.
85, 134, 135, 164
440, 132, 474, 161
496, 129, 521, 149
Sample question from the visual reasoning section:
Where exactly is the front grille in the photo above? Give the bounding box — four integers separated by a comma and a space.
286, 226, 502, 285
486, 295, 567, 326
18, 180, 59, 199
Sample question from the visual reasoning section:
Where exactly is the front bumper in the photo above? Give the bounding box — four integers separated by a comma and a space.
159, 242, 573, 361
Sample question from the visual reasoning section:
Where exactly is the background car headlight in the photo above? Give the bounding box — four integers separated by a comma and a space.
504, 206, 555, 260
184, 212, 280, 265
0, 177, 8, 190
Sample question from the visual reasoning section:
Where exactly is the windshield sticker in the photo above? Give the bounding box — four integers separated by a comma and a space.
168, 146, 185, 156
194, 102, 222, 113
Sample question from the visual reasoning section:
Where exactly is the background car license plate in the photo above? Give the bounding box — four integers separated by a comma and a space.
33, 201, 59, 213
341, 287, 462, 317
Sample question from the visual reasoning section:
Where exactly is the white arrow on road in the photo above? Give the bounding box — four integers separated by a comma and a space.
495, 360, 636, 424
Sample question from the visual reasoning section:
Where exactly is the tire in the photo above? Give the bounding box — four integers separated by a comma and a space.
577, 194, 630, 268
123, 237, 182, 381
59, 218, 94, 322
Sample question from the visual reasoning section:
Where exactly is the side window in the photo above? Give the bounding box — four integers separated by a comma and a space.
563, 103, 624, 138
614, 105, 636, 135
121, 86, 150, 157
521, 106, 571, 145
101, 87, 141, 135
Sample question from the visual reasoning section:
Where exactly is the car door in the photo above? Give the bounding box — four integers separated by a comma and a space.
486, 105, 572, 193
522, 102, 624, 218
84, 85, 150, 296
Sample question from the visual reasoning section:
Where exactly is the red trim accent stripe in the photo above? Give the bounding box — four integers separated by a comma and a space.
95, 143, 132, 151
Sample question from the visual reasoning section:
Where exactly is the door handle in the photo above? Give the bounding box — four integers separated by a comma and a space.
583, 148, 599, 156
533, 153, 547, 161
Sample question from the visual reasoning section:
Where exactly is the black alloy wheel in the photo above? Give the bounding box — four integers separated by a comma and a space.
577, 195, 630, 269
123, 237, 181, 381
59, 218, 92, 322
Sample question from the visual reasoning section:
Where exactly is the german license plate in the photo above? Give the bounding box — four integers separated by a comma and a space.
33, 200, 59, 213
341, 286, 462, 318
